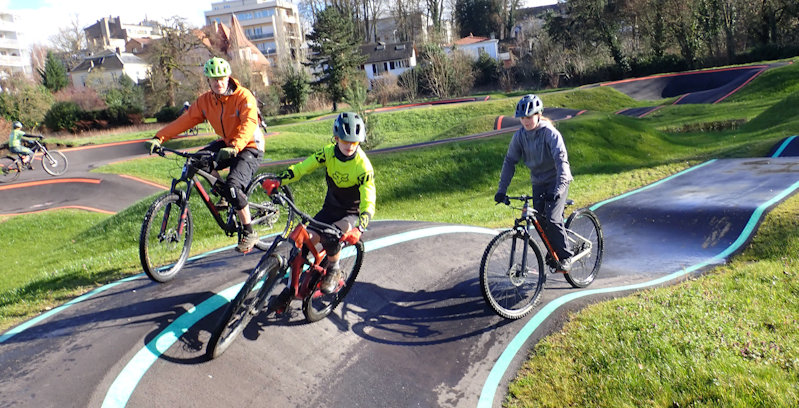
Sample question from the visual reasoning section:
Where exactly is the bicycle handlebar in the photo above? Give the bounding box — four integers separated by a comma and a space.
268, 183, 343, 239
154, 145, 214, 159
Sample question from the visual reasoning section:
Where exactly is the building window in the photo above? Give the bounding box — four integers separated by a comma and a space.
389, 61, 395, 70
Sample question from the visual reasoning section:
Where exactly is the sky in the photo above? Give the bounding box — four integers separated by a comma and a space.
1, 0, 558, 48
1, 0, 208, 47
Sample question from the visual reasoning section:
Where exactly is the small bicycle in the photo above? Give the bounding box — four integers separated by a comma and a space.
480, 195, 604, 319
138, 146, 296, 283
207, 185, 364, 359
0, 137, 68, 183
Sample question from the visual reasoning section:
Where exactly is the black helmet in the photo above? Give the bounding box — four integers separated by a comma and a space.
515, 94, 543, 118
12, 121, 22, 129
333, 112, 366, 143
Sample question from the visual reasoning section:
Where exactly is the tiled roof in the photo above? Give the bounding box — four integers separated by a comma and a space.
453, 34, 492, 46
359, 42, 414, 64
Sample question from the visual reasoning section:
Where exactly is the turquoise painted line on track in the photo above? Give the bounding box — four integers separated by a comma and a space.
0, 275, 141, 344
771, 135, 797, 158
101, 224, 497, 408
589, 160, 716, 212
477, 169, 799, 408
0, 240, 253, 345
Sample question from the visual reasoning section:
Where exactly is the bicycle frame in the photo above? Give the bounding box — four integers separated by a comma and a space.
511, 195, 593, 268
159, 148, 238, 238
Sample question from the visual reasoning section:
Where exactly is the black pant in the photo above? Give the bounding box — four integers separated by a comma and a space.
532, 183, 573, 260
200, 140, 263, 211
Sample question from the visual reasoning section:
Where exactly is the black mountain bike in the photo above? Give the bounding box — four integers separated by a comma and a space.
480, 195, 604, 319
0, 137, 68, 183
138, 146, 295, 283
207, 186, 364, 359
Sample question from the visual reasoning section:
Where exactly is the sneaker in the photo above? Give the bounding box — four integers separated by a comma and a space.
215, 197, 229, 211
558, 257, 573, 272
236, 230, 259, 253
320, 266, 342, 294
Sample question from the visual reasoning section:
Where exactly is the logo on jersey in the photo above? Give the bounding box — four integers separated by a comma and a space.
331, 171, 349, 184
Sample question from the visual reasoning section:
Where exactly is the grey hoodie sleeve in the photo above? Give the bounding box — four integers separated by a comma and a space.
544, 125, 572, 197
497, 129, 523, 195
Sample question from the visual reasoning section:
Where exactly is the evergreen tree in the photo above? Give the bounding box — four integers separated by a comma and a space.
305, 6, 365, 111
39, 52, 68, 93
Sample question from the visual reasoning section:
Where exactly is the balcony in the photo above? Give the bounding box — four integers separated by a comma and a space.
247, 32, 275, 41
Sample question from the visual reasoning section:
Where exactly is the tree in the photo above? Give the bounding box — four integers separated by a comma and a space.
281, 65, 311, 113
49, 15, 88, 70
454, 0, 502, 38
306, 6, 366, 111
145, 17, 204, 111
38, 52, 69, 93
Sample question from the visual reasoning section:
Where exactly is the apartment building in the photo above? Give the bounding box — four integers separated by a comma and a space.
205, 0, 304, 66
0, 12, 31, 78
84, 16, 162, 52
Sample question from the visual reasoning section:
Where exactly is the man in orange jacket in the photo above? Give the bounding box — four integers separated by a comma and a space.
145, 57, 266, 253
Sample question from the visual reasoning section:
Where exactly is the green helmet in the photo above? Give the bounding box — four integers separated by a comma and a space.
333, 112, 366, 143
204, 57, 232, 78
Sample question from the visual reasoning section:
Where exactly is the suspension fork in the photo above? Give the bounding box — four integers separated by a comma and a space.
160, 177, 193, 237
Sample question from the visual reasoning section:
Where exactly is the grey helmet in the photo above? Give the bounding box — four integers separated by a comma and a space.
12, 121, 22, 129
515, 94, 543, 118
333, 112, 366, 143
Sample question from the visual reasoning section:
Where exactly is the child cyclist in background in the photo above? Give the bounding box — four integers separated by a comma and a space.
263, 112, 376, 294
494, 94, 574, 271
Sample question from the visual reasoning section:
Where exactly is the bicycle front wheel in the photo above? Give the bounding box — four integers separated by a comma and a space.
303, 240, 364, 322
563, 208, 604, 288
0, 157, 21, 183
246, 173, 296, 250
207, 254, 283, 359
139, 193, 193, 283
41, 150, 68, 176
480, 229, 546, 320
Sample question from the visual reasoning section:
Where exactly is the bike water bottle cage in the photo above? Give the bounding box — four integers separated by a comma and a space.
515, 94, 543, 118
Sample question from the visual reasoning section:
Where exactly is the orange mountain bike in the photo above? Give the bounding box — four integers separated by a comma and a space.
480, 195, 603, 319
207, 184, 365, 358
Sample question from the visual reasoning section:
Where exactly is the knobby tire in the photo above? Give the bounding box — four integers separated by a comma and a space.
479, 229, 546, 320
302, 240, 364, 322
139, 193, 193, 283
563, 208, 604, 288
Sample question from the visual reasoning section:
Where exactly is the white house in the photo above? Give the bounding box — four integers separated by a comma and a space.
359, 41, 416, 84
447, 34, 499, 61
69, 49, 150, 88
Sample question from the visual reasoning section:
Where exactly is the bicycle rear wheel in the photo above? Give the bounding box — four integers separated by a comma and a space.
563, 208, 603, 288
0, 157, 21, 183
479, 229, 546, 320
41, 150, 68, 176
207, 254, 283, 359
303, 241, 364, 322
139, 193, 193, 283
246, 173, 296, 250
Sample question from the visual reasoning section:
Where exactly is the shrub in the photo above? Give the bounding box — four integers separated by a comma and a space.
44, 101, 82, 132
54, 87, 107, 111
369, 75, 406, 106
154, 105, 182, 123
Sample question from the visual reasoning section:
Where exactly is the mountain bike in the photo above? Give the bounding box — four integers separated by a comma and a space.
207, 185, 364, 359
138, 146, 296, 283
0, 137, 68, 183
480, 195, 604, 319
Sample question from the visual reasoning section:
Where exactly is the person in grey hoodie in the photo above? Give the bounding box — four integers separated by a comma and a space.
494, 94, 574, 271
